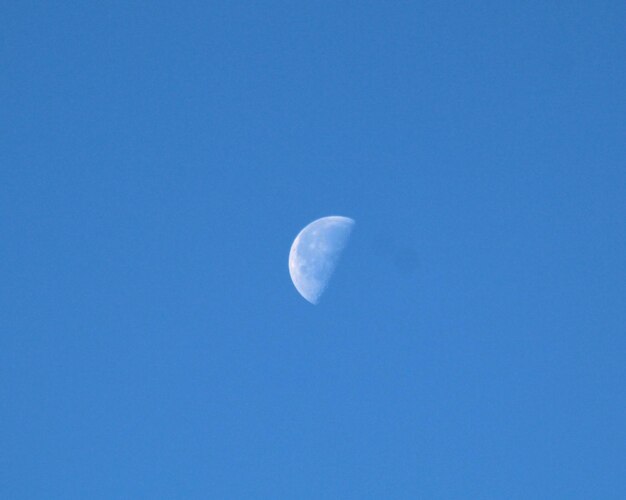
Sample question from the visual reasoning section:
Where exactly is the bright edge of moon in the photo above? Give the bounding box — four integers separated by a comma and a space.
289, 215, 355, 304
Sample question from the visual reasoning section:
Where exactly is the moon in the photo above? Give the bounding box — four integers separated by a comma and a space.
289, 215, 355, 304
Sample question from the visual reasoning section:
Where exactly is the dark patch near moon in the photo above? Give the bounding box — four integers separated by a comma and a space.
371, 234, 419, 275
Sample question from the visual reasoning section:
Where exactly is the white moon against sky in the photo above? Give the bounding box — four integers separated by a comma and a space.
289, 216, 355, 304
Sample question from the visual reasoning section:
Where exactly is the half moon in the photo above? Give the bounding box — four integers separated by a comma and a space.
289, 215, 355, 304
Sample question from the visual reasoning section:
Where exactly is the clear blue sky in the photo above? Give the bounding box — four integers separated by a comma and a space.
2, 2, 625, 498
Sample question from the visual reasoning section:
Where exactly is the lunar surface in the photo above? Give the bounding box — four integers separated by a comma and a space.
289, 216, 355, 304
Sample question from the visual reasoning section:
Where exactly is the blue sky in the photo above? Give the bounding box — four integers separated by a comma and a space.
1, 2, 625, 498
